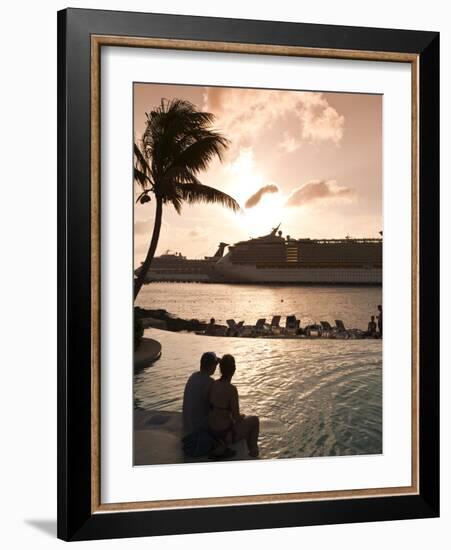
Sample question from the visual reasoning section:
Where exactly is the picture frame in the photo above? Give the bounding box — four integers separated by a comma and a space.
57, 7, 439, 541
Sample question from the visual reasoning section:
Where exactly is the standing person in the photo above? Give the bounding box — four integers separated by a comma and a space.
182, 352, 219, 436
208, 354, 260, 458
367, 315, 377, 337
377, 304, 383, 338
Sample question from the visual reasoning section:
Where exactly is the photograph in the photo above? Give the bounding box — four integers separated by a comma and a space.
53, 5, 440, 542
132, 82, 383, 465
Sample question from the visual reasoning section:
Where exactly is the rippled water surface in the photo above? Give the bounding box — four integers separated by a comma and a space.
135, 284, 382, 459
136, 283, 382, 330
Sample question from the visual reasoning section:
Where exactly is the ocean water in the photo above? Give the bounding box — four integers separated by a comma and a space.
136, 283, 382, 330
134, 284, 382, 460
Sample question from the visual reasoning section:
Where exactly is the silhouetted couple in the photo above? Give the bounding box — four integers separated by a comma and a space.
182, 352, 260, 459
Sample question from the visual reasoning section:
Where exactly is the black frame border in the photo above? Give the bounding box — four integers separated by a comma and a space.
57, 8, 439, 541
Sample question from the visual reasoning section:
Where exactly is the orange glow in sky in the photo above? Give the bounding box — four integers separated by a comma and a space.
134, 83, 382, 264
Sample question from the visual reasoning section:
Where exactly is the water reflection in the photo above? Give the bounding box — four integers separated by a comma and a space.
134, 329, 382, 459
136, 283, 382, 330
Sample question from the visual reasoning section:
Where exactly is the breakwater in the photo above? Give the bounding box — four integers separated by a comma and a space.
135, 307, 381, 340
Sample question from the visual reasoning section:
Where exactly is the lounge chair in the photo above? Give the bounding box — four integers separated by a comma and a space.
320, 321, 333, 338
334, 319, 349, 339
240, 324, 253, 337
270, 315, 281, 335
254, 318, 267, 336
285, 315, 299, 335
305, 323, 321, 337
226, 319, 244, 336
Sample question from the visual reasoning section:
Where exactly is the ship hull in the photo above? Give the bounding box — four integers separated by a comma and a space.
143, 272, 212, 282
213, 263, 381, 284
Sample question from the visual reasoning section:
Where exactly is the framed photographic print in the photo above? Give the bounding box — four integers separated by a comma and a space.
57, 8, 439, 541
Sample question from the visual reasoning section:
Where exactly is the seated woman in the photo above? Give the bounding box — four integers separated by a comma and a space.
208, 354, 260, 458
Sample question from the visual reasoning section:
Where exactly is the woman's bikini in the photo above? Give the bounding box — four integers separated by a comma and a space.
209, 395, 235, 441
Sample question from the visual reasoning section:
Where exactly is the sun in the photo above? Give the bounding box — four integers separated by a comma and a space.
239, 194, 286, 236
224, 149, 262, 204
223, 149, 286, 236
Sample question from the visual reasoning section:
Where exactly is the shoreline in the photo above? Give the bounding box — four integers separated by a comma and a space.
135, 307, 382, 341
134, 337, 162, 370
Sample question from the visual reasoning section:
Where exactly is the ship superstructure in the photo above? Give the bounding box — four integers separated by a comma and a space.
135, 243, 228, 282
135, 227, 382, 284
212, 226, 382, 284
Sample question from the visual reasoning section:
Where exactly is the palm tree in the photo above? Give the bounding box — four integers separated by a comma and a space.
133, 98, 240, 300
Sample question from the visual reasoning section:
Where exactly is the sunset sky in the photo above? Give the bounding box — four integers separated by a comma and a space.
134, 83, 382, 265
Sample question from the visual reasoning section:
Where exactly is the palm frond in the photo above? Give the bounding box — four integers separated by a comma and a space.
137, 99, 238, 216
163, 193, 182, 214
142, 99, 222, 168
133, 142, 153, 189
174, 183, 240, 213
161, 166, 202, 186
144, 100, 215, 149
134, 142, 149, 170
171, 135, 229, 175
134, 168, 151, 188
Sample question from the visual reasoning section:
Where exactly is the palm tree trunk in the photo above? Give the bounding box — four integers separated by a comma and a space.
134, 196, 163, 300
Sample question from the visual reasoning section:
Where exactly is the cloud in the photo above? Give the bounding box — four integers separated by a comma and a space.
203, 88, 344, 157
244, 184, 279, 209
285, 180, 355, 207
279, 131, 301, 153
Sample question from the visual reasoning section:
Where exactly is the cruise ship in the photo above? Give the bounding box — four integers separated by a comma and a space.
135, 243, 228, 282
212, 226, 382, 284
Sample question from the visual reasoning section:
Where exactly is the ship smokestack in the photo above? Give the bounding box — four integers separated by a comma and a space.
213, 242, 229, 258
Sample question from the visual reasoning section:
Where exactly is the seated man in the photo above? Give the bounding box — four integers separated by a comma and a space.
182, 352, 219, 436
182, 352, 236, 459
